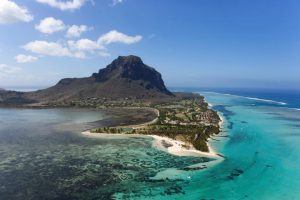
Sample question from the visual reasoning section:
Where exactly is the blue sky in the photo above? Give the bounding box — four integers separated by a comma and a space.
0, 0, 299, 90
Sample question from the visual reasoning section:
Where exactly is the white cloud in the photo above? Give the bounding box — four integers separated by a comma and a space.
66, 25, 90, 38
68, 39, 104, 52
0, 64, 21, 76
112, 0, 123, 6
22, 30, 142, 60
0, 0, 33, 24
23, 41, 72, 57
35, 17, 66, 34
15, 54, 38, 63
98, 30, 142, 45
23, 40, 89, 59
72, 51, 86, 59
99, 51, 111, 57
36, 0, 87, 11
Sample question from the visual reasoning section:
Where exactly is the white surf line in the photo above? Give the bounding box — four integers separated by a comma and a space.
202, 96, 213, 108
287, 107, 300, 111
244, 96, 287, 105
200, 91, 287, 105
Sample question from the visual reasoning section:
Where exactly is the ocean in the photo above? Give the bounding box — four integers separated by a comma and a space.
0, 88, 299, 199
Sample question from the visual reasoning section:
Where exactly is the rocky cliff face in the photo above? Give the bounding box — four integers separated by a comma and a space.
91, 55, 172, 95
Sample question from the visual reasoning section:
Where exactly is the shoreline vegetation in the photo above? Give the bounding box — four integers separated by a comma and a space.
83, 93, 223, 157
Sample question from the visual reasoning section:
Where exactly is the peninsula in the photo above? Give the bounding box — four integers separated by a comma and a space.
0, 55, 221, 152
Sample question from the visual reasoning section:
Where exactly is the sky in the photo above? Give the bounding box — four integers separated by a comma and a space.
0, 0, 300, 90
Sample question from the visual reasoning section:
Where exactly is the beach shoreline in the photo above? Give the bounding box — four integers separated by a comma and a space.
81, 130, 221, 159
81, 98, 224, 160
149, 104, 225, 159
82, 106, 224, 159
149, 134, 220, 158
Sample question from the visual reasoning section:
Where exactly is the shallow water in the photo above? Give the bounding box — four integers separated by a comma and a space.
0, 108, 208, 199
0, 91, 300, 199
196, 92, 300, 200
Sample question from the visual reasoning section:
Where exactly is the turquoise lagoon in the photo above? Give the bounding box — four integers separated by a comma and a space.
0, 92, 300, 199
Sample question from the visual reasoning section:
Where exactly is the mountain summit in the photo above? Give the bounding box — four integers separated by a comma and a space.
0, 55, 173, 105
91, 55, 172, 95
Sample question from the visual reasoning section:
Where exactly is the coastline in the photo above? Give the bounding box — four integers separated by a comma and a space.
81, 130, 221, 159
82, 110, 224, 160
81, 97, 224, 160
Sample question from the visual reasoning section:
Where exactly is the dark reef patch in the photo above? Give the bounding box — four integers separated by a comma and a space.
212, 105, 235, 118
227, 169, 244, 180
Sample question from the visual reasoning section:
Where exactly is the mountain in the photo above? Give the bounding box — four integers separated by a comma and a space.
0, 55, 174, 106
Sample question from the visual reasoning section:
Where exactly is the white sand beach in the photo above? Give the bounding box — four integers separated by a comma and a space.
82, 130, 222, 159
150, 135, 220, 158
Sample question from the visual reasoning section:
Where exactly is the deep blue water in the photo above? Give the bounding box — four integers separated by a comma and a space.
172, 87, 300, 109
